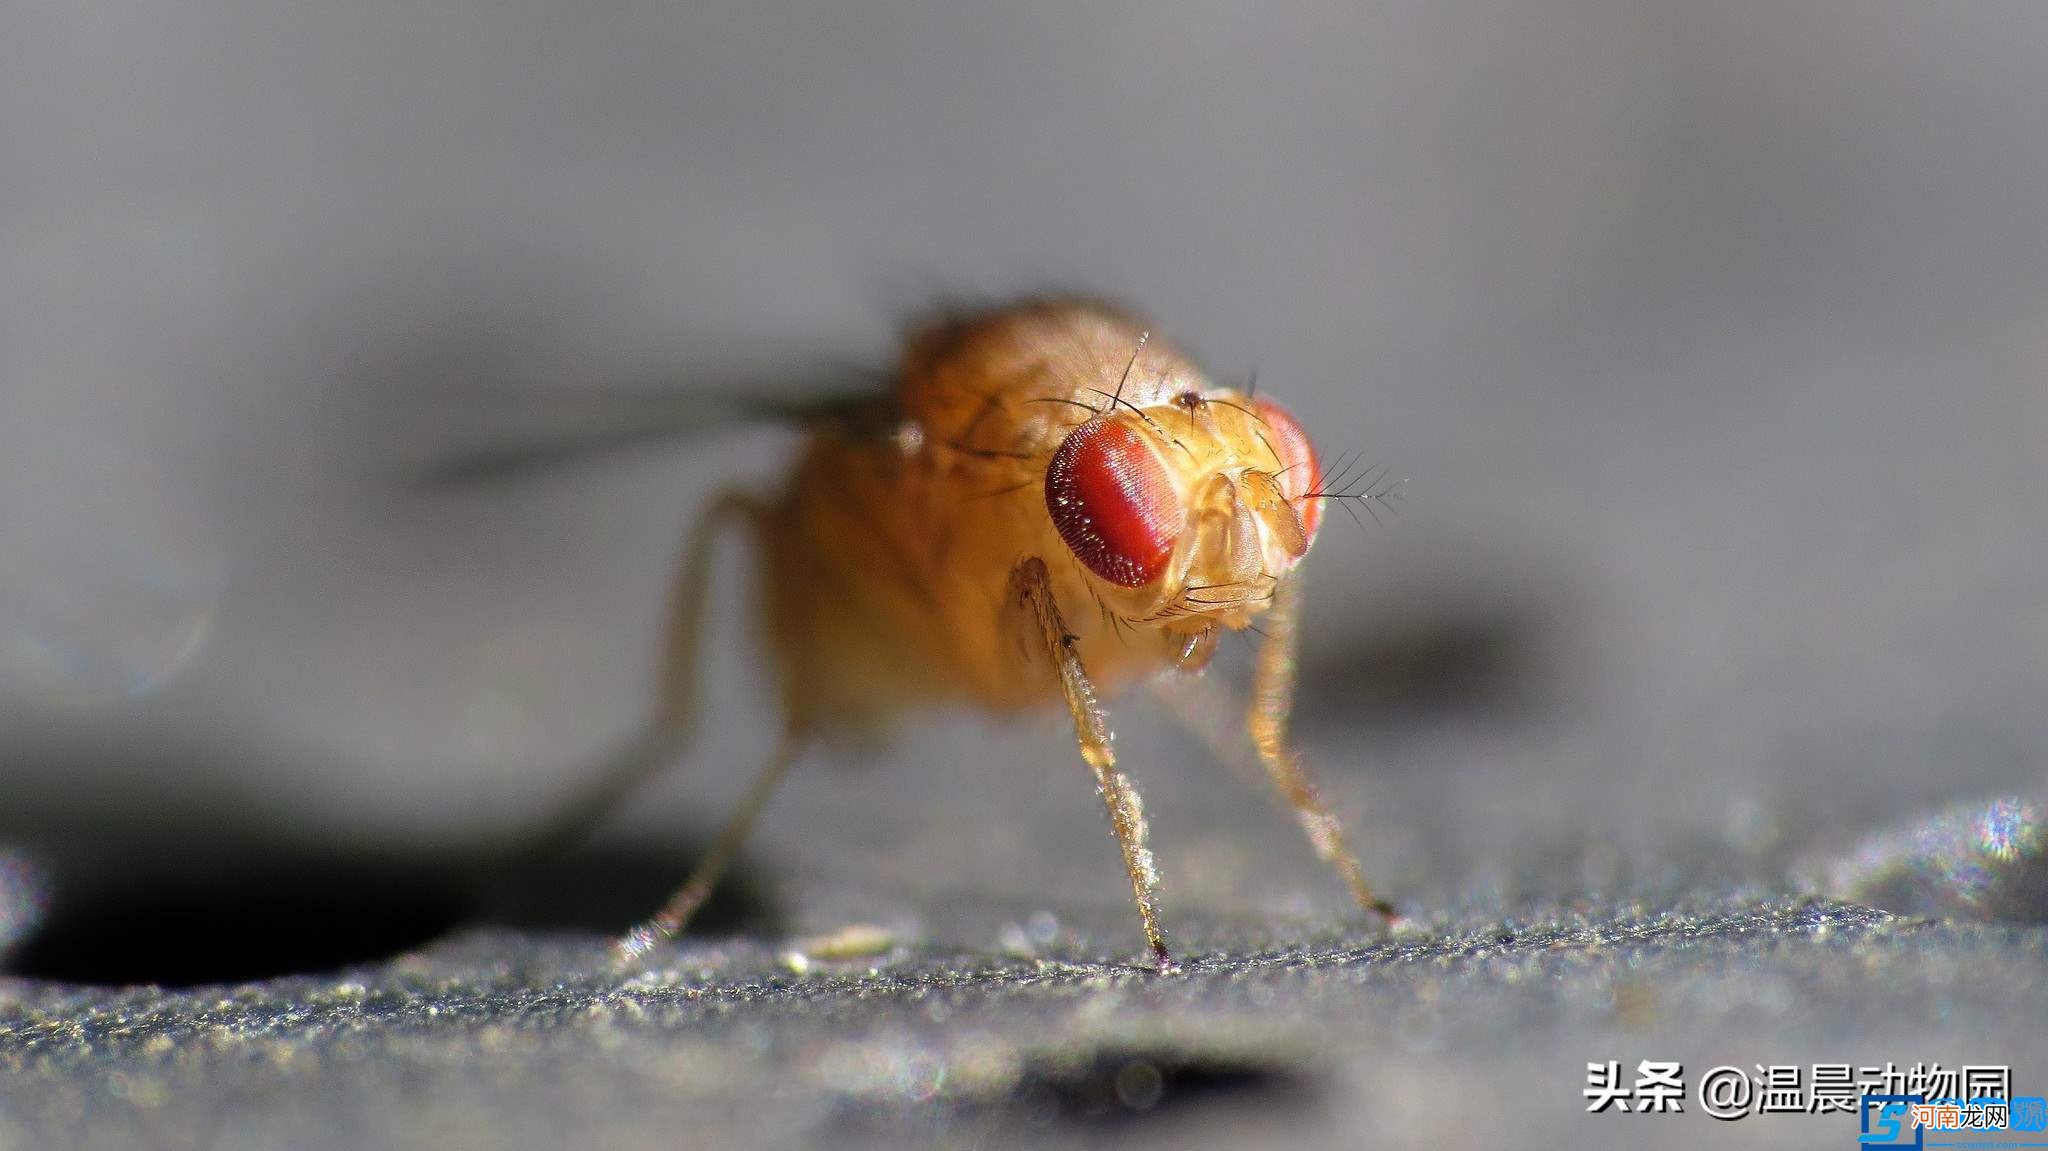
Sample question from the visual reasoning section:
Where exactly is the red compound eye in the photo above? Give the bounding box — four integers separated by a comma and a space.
1045, 417, 1182, 587
1252, 398, 1322, 545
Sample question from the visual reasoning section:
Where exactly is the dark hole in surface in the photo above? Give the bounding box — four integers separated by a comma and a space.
5, 840, 776, 987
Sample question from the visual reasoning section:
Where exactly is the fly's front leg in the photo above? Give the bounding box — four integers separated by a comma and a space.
1008, 557, 1171, 968
1249, 572, 1397, 920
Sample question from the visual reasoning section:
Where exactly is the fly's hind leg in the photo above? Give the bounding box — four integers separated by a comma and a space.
617, 732, 803, 961
1248, 573, 1397, 920
1008, 557, 1172, 968
530, 488, 767, 855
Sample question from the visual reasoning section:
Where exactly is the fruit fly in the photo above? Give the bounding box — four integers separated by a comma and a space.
488, 299, 1400, 968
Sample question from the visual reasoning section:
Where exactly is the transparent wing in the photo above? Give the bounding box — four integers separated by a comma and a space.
411, 370, 895, 488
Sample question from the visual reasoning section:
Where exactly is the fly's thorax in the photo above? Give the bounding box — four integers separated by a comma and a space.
1043, 391, 1323, 629
897, 300, 1206, 450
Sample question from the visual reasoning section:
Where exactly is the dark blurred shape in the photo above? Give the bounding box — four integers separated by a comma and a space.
1805, 795, 2048, 923
1000, 1046, 1321, 1127
0, 847, 54, 960
6, 841, 776, 988
837, 1042, 1322, 1142
1295, 602, 1562, 727
7, 855, 466, 988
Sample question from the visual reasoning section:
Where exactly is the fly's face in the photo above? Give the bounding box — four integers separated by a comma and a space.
1044, 391, 1323, 631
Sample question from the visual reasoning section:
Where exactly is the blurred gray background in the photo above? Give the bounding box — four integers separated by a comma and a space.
4, 0, 2047, 971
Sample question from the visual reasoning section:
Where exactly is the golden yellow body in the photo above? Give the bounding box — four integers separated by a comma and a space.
614, 299, 1393, 966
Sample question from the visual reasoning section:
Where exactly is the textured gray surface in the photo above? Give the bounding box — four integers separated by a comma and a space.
2, 893, 2044, 1150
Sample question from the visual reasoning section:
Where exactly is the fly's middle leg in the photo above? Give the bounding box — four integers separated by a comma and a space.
1008, 557, 1172, 969
1247, 573, 1397, 920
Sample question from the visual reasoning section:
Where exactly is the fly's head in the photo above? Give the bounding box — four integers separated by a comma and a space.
1043, 390, 1328, 638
